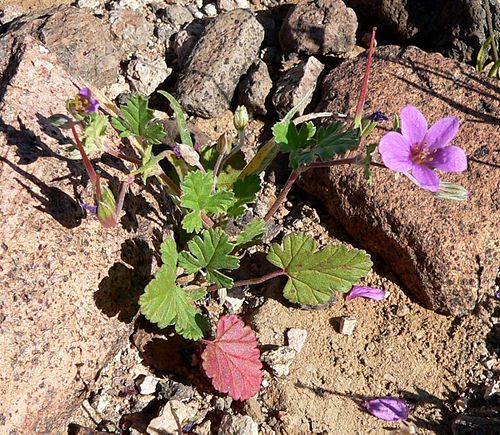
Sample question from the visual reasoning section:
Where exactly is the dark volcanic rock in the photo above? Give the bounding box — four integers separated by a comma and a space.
280, 0, 358, 56
238, 59, 274, 116
175, 8, 264, 118
299, 45, 499, 316
345, 0, 500, 63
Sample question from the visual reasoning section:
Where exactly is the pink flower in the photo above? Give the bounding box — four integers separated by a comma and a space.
365, 397, 410, 421
68, 87, 100, 115
346, 285, 385, 301
379, 107, 467, 192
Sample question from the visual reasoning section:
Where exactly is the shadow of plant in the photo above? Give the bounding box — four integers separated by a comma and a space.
94, 238, 153, 324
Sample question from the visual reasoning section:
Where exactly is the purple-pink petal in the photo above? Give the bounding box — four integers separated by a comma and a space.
411, 164, 440, 192
365, 397, 410, 421
378, 132, 413, 172
79, 87, 92, 99
400, 106, 427, 145
346, 286, 386, 301
430, 146, 467, 172
425, 116, 459, 150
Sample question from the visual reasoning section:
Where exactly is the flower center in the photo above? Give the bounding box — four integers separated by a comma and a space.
410, 143, 436, 165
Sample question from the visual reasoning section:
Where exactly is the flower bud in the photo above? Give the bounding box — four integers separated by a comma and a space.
216, 132, 232, 155
233, 105, 248, 131
433, 182, 469, 201
97, 184, 117, 227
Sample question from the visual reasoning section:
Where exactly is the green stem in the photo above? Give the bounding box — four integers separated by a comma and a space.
221, 128, 246, 167
484, 0, 498, 62
212, 151, 226, 192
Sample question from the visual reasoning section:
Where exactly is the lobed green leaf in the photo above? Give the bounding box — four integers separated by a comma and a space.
267, 233, 372, 306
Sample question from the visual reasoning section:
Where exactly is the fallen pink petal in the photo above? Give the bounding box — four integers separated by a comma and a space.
346, 286, 386, 301
365, 397, 410, 421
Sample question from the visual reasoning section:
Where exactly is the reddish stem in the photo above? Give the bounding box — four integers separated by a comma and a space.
354, 27, 377, 126
264, 170, 300, 222
206, 269, 286, 293
70, 119, 99, 186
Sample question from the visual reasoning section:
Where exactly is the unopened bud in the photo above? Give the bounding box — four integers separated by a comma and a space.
216, 132, 232, 155
233, 105, 248, 131
97, 184, 117, 226
433, 182, 469, 201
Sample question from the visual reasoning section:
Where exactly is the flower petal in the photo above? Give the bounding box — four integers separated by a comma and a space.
346, 286, 386, 301
430, 146, 467, 172
79, 87, 92, 99
365, 397, 410, 421
426, 116, 459, 150
379, 132, 413, 172
411, 164, 440, 192
400, 106, 427, 145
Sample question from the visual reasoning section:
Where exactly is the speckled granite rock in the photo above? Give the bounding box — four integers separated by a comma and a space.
175, 8, 264, 118
0, 36, 156, 432
299, 45, 499, 315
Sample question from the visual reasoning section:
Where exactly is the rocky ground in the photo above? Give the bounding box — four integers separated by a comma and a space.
0, 0, 499, 434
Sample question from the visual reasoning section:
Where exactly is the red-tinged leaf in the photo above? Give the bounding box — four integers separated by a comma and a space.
201, 315, 262, 401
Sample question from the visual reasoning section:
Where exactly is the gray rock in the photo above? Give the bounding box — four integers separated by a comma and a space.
345, 0, 500, 63
126, 54, 171, 95
217, 0, 251, 11
261, 346, 297, 377
218, 414, 258, 435
77, 0, 105, 14
238, 60, 273, 116
161, 3, 194, 29
272, 56, 324, 117
175, 8, 264, 118
280, 0, 357, 55
37, 6, 121, 87
109, 8, 155, 55
300, 45, 499, 315
173, 22, 206, 66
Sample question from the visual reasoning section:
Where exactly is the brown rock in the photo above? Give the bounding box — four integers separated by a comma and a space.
272, 56, 324, 117
299, 45, 499, 315
0, 36, 155, 432
38, 7, 121, 87
279, 0, 357, 56
0, 0, 71, 24
175, 8, 264, 118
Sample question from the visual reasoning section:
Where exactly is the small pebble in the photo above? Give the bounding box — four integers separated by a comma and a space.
261, 346, 297, 377
203, 3, 217, 16
137, 375, 158, 395
286, 328, 307, 353
339, 317, 357, 335
396, 305, 410, 317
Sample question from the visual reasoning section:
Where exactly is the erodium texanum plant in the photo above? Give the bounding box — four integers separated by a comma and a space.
49, 29, 468, 401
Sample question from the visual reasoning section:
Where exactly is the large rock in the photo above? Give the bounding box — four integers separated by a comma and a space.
0, 36, 153, 432
175, 8, 264, 118
0, 0, 71, 24
299, 45, 499, 316
345, 0, 500, 63
279, 0, 357, 56
0, 6, 122, 88
238, 59, 273, 116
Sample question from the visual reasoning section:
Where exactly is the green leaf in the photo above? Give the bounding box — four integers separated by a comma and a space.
238, 139, 279, 180
131, 150, 169, 183
158, 91, 193, 147
227, 174, 261, 217
139, 239, 205, 340
180, 171, 235, 233
179, 229, 240, 288
273, 121, 316, 154
236, 219, 266, 247
112, 95, 165, 145
313, 122, 360, 160
363, 143, 377, 183
267, 233, 372, 305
